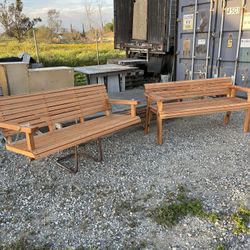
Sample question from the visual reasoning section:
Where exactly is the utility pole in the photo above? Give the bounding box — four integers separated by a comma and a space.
96, 31, 100, 65
33, 28, 40, 63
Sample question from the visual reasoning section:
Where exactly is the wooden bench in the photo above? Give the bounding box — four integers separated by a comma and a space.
144, 78, 250, 145
0, 84, 141, 173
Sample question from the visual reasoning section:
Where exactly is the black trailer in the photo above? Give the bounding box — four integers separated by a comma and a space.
114, 0, 177, 76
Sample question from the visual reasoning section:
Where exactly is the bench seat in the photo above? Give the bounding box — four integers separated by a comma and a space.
7, 114, 140, 159
150, 97, 250, 119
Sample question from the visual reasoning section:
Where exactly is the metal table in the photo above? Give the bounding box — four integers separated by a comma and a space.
74, 64, 139, 93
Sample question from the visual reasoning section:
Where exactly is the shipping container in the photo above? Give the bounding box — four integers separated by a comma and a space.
114, 0, 177, 75
176, 0, 250, 92
213, 0, 250, 91
176, 0, 217, 80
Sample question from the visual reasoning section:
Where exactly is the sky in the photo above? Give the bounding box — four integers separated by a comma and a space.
0, 0, 114, 32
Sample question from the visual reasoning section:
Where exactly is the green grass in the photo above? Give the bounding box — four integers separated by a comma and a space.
152, 186, 250, 238
0, 40, 125, 85
216, 244, 227, 250
153, 186, 212, 227
0, 40, 125, 67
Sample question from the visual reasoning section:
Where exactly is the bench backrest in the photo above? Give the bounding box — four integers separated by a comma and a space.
0, 84, 109, 137
145, 78, 233, 101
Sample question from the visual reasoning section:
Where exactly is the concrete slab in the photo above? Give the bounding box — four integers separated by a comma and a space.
108, 87, 146, 113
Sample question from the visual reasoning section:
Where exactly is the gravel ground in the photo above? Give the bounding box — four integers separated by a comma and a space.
0, 112, 249, 249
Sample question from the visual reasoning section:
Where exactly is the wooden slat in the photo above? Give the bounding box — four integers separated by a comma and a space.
161, 106, 249, 119
36, 119, 140, 159
8, 115, 140, 158
5, 145, 35, 158
145, 77, 232, 90
145, 78, 232, 100
150, 97, 249, 114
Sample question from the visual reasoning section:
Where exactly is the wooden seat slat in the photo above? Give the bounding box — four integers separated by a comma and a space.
14, 115, 134, 150
158, 98, 247, 111
144, 78, 250, 144
35, 120, 139, 159
7, 115, 140, 158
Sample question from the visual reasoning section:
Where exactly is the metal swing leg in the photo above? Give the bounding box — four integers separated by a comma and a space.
56, 146, 79, 174
56, 139, 103, 174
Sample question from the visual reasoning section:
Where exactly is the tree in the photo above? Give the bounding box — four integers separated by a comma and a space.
35, 25, 51, 42
96, 0, 105, 30
83, 0, 95, 30
81, 23, 86, 38
104, 21, 114, 32
0, 0, 41, 41
47, 9, 62, 39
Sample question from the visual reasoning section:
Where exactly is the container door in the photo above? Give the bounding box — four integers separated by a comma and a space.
132, 0, 148, 41
213, 0, 250, 93
176, 0, 216, 81
114, 0, 133, 49
147, 0, 168, 50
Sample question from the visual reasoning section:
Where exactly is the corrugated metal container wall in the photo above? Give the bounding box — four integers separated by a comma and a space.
213, 0, 250, 90
177, 0, 250, 91
176, 0, 217, 81
114, 0, 177, 53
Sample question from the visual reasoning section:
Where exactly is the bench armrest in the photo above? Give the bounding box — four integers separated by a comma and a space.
0, 122, 38, 133
108, 99, 140, 105
108, 99, 140, 117
229, 86, 250, 94
0, 122, 37, 151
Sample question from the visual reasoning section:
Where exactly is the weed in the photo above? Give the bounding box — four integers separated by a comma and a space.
153, 186, 206, 227
152, 186, 221, 227
124, 239, 147, 250
231, 206, 250, 235
216, 243, 227, 250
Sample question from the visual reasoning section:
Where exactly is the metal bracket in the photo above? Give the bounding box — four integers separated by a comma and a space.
56, 139, 103, 174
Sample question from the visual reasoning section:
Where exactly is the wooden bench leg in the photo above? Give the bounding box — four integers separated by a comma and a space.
144, 106, 151, 134
244, 109, 250, 133
224, 111, 232, 125
157, 116, 163, 145
96, 138, 103, 162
